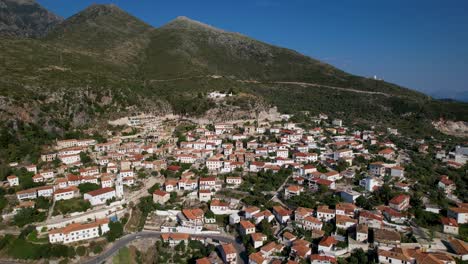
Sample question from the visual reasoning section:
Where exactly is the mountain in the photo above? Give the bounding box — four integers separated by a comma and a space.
0, 2, 467, 159
141, 16, 344, 81
0, 0, 62, 37
46, 4, 152, 64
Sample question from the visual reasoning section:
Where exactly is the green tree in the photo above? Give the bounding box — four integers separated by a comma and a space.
35, 196, 50, 209
92, 245, 103, 254
106, 221, 124, 242
13, 208, 46, 227
147, 183, 161, 194
79, 152, 92, 164
78, 182, 100, 194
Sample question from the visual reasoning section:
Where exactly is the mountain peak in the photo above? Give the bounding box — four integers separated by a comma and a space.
0, 0, 63, 37
50, 2, 150, 32
162, 16, 225, 32
46, 2, 151, 52
85, 3, 121, 11
75, 3, 128, 19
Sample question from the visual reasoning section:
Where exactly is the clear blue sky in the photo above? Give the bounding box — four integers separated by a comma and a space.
38, 0, 468, 100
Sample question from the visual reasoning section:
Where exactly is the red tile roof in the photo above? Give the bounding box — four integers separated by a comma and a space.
153, 190, 169, 197
86, 187, 114, 197
319, 236, 337, 247
441, 217, 458, 227
389, 194, 410, 205
221, 243, 237, 255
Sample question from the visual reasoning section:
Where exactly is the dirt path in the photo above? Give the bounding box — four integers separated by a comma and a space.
147, 75, 393, 97
270, 81, 392, 97
46, 198, 56, 220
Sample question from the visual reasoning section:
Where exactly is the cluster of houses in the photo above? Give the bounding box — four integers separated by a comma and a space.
2, 112, 467, 263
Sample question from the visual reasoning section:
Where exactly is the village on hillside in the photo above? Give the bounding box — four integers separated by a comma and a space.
1, 112, 467, 264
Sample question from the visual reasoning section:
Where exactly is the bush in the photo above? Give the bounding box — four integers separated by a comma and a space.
76, 245, 86, 256
93, 245, 103, 254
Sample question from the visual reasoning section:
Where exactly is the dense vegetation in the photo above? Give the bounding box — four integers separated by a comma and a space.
0, 227, 76, 260
53, 198, 91, 215
13, 208, 46, 227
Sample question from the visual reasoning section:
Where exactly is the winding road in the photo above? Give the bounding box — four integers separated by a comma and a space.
148, 75, 395, 97
82, 231, 246, 264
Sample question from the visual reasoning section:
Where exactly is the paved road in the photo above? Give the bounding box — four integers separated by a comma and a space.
409, 220, 431, 244
82, 231, 246, 264
46, 198, 56, 220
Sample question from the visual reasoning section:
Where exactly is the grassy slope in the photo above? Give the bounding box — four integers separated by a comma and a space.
141, 17, 428, 99
45, 4, 152, 63
0, 6, 466, 137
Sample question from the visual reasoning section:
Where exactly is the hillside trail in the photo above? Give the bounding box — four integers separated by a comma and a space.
147, 75, 393, 97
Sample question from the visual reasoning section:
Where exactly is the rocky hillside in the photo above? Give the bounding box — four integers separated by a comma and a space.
0, 2, 467, 144
46, 4, 152, 64
0, 0, 62, 37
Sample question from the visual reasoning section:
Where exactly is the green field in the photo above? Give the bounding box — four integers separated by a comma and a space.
113, 247, 132, 264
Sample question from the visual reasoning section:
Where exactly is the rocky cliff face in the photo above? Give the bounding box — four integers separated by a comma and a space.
433, 119, 468, 138
0, 0, 62, 37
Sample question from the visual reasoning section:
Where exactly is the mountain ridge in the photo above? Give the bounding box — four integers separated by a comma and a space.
0, 1, 466, 145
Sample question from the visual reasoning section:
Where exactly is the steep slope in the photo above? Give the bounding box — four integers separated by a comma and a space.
0, 4, 466, 149
0, 0, 62, 37
46, 4, 152, 64
140, 17, 425, 98
141, 16, 343, 81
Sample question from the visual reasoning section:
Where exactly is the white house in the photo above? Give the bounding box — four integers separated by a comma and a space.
244, 206, 261, 219
301, 216, 323, 231
441, 217, 459, 235
360, 176, 383, 192
49, 218, 109, 244
333, 149, 353, 161
251, 233, 267, 249
7, 175, 19, 186
272, 206, 291, 224
37, 186, 54, 198
220, 243, 237, 264
239, 220, 256, 236
178, 209, 204, 233
378, 248, 412, 264
320, 170, 341, 182
176, 154, 197, 164
317, 206, 335, 222
84, 187, 116, 206
199, 177, 217, 191
40, 170, 55, 180
59, 154, 81, 165
448, 206, 468, 224
226, 176, 242, 187
390, 166, 405, 178
206, 158, 223, 171
198, 190, 212, 202
16, 188, 37, 200
54, 186, 79, 201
